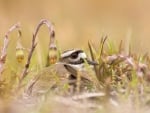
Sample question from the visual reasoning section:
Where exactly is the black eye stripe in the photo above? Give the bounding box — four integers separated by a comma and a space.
70, 50, 84, 57
70, 53, 78, 59
62, 50, 84, 59
69, 58, 84, 65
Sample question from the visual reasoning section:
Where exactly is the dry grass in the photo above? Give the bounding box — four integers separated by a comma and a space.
0, 20, 150, 113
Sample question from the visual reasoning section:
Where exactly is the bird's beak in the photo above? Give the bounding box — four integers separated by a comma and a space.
86, 58, 98, 65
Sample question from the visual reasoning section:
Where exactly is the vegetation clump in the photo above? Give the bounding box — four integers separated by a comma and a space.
0, 19, 150, 113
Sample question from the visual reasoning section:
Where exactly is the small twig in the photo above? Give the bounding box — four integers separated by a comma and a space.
76, 71, 81, 94
118, 40, 123, 54
98, 36, 107, 81
0, 23, 21, 77
19, 19, 55, 85
24, 74, 41, 95
99, 36, 107, 58
72, 92, 105, 100
88, 41, 98, 76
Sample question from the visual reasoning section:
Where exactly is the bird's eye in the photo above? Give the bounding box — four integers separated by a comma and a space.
70, 53, 78, 59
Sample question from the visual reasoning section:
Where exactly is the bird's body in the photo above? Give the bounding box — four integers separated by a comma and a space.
24, 49, 101, 97
25, 63, 71, 96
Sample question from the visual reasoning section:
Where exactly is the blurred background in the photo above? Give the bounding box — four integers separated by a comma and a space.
0, 0, 150, 53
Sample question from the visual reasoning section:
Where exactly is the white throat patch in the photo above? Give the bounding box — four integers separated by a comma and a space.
79, 52, 87, 59
68, 63, 85, 71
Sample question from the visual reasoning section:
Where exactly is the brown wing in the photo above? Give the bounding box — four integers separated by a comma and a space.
25, 63, 71, 96
64, 64, 103, 90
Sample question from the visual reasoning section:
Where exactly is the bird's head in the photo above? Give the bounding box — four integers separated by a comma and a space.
59, 49, 98, 70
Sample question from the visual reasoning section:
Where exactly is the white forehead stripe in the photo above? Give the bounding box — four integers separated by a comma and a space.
61, 49, 85, 58
61, 50, 77, 58
79, 53, 87, 59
